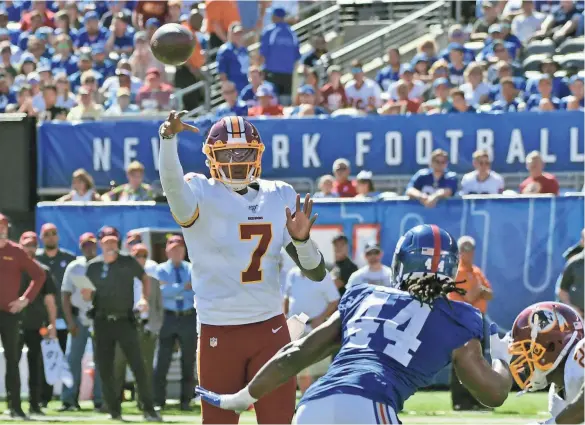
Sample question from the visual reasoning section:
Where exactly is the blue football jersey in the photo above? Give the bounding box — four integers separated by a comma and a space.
299, 282, 483, 411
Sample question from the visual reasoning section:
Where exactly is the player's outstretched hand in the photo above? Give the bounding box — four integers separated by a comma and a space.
195, 386, 255, 413
489, 323, 512, 364
161, 110, 200, 138
286, 193, 318, 242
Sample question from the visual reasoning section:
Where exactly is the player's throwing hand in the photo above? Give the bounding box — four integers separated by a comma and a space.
286, 193, 318, 242
160, 110, 200, 138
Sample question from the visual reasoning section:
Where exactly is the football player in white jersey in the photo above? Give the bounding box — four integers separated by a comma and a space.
491, 301, 584, 424
158, 111, 327, 424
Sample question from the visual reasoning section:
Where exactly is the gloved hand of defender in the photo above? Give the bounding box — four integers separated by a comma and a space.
489, 323, 512, 364
195, 386, 257, 413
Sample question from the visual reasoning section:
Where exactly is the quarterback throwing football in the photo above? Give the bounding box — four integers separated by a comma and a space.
158, 112, 326, 424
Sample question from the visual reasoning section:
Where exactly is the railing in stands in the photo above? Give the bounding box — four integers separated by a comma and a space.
170, 75, 211, 117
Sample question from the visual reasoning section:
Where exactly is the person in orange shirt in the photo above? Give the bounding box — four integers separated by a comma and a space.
205, 0, 241, 49
448, 235, 494, 411
247, 84, 284, 117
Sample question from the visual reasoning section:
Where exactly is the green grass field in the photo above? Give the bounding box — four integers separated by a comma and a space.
0, 391, 549, 424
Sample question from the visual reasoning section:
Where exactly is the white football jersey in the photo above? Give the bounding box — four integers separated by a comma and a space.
548, 338, 584, 420
460, 171, 505, 195
178, 174, 297, 326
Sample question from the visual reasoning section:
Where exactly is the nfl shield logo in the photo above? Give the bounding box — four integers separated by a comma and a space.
210, 337, 218, 347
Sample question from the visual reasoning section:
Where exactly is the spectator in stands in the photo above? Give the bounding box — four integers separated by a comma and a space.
66, 86, 103, 120
216, 80, 248, 117
103, 161, 154, 202
81, 70, 104, 104
18, 11, 43, 51
411, 53, 432, 84
347, 242, 393, 289
239, 65, 276, 107
406, 149, 457, 208
378, 80, 422, 115
136, 68, 173, 111
101, 1, 132, 29
519, 151, 560, 195
20, 53, 37, 77
419, 78, 452, 114
287, 85, 328, 117
512, 0, 545, 44
440, 25, 475, 63
26, 36, 50, 66
105, 12, 135, 56
65, 3, 82, 30
525, 57, 570, 100
345, 59, 382, 113
417, 38, 438, 65
176, 10, 206, 111
247, 83, 283, 116
57, 168, 101, 202
320, 65, 348, 112
26, 72, 43, 110
68, 52, 96, 93
490, 77, 526, 112
129, 31, 166, 81
54, 10, 78, 43
205, 0, 241, 49
460, 150, 505, 195
488, 61, 526, 100
21, 1, 54, 31
217, 22, 249, 93
55, 73, 77, 109
526, 74, 561, 111
300, 34, 328, 72
101, 63, 143, 105
388, 64, 425, 101
0, 72, 16, 113
562, 75, 584, 110
167, 0, 184, 25
144, 17, 162, 41
354, 171, 377, 199
133, 0, 168, 30
332, 158, 357, 198
295, 67, 321, 105
330, 234, 358, 297
313, 175, 339, 198
448, 44, 467, 86
75, 11, 108, 49
557, 230, 584, 317
51, 34, 78, 76
472, 1, 499, 35
460, 62, 490, 106
449, 89, 477, 113
377, 47, 403, 91
37, 83, 68, 121
531, 0, 580, 41
91, 43, 115, 78
104, 87, 140, 115
8, 84, 36, 115
260, 7, 300, 106
0, 42, 17, 79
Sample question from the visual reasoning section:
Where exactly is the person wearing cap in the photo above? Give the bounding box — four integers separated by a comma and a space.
91, 42, 115, 78
259, 7, 300, 104
103, 160, 155, 201
17, 231, 58, 416
287, 84, 328, 117
0, 71, 17, 113
419, 77, 452, 114
217, 22, 250, 93
113, 242, 162, 412
247, 82, 284, 116
410, 53, 432, 84
471, 1, 499, 35
75, 11, 108, 50
133, 0, 168, 31
490, 76, 527, 112
524, 57, 570, 101
406, 149, 458, 208
105, 11, 134, 56
204, 0, 241, 50
320, 65, 348, 112
135, 67, 173, 111
38, 83, 69, 121
330, 234, 358, 296
59, 231, 103, 412
519, 151, 560, 195
561, 75, 584, 110
439, 25, 475, 64
239, 65, 278, 108
313, 175, 339, 198
0, 214, 47, 419
448, 235, 494, 411
447, 43, 467, 86
66, 84, 104, 120
68, 51, 99, 93
526, 74, 561, 111
331, 158, 357, 198
83, 226, 161, 421
388, 63, 426, 102
215, 80, 248, 118
104, 86, 140, 115
354, 170, 377, 198
153, 235, 196, 410
283, 266, 339, 393
346, 242, 393, 289
128, 31, 167, 82
345, 59, 382, 112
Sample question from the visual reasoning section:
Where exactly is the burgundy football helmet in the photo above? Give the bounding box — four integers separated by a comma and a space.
202, 116, 265, 190
509, 301, 583, 391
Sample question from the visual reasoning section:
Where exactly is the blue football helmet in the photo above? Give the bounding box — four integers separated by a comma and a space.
391, 224, 459, 288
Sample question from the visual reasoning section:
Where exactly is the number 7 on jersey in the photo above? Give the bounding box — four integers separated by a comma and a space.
239, 224, 273, 284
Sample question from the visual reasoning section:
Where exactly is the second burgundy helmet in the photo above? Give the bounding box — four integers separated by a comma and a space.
202, 116, 265, 190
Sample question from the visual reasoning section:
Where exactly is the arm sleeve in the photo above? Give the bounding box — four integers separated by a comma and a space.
159, 135, 200, 227
19, 248, 47, 302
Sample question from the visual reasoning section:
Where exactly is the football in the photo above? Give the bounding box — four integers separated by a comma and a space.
150, 23, 195, 66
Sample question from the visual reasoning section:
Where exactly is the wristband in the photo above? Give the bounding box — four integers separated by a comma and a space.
232, 387, 257, 407
292, 238, 321, 270
159, 124, 176, 140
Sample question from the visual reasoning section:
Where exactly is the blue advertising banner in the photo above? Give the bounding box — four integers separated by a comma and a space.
37, 112, 584, 189
36, 195, 584, 329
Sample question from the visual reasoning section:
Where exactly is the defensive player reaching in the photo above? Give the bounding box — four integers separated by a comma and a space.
196, 224, 514, 424
491, 302, 584, 425
158, 112, 326, 424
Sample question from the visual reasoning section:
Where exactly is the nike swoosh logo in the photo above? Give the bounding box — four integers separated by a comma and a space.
272, 326, 282, 334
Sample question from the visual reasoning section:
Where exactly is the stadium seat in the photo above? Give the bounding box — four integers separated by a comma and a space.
523, 39, 556, 58
522, 54, 549, 72
556, 37, 585, 55
558, 53, 585, 73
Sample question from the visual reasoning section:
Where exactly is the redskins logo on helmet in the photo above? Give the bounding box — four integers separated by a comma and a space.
508, 302, 583, 392
202, 116, 265, 190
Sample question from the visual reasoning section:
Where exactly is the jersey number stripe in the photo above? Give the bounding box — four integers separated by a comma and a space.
239, 223, 273, 284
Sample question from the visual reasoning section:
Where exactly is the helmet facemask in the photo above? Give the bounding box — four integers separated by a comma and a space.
203, 142, 264, 191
